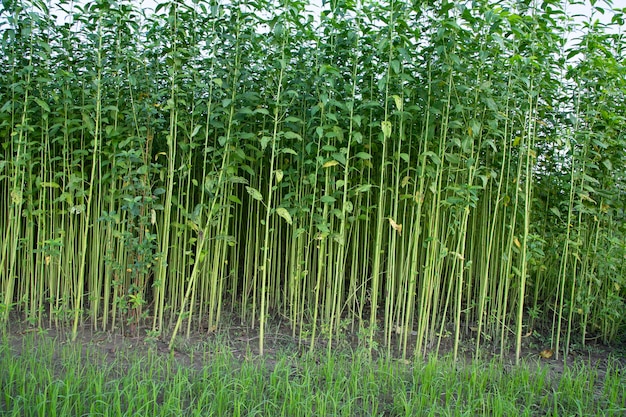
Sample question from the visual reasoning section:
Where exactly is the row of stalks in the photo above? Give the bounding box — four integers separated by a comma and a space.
0, 0, 624, 362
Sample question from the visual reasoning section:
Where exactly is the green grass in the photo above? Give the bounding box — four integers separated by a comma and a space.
1, 333, 624, 416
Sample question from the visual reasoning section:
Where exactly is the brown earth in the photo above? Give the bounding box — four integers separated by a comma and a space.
4, 310, 625, 383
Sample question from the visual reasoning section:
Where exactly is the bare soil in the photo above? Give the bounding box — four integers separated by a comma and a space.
4, 311, 625, 381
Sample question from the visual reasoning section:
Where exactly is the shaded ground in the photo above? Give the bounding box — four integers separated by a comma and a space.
4, 311, 625, 382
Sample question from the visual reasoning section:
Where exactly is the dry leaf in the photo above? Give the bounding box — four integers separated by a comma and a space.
388, 218, 402, 235
450, 251, 465, 261
539, 349, 554, 359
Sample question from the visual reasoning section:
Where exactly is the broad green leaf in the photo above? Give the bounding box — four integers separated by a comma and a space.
34, 98, 50, 113
469, 120, 481, 138
331, 152, 346, 165
190, 125, 201, 138
275, 208, 292, 225
392, 95, 403, 111
229, 176, 249, 184
445, 153, 460, 164
390, 60, 400, 75
283, 131, 302, 140
423, 151, 441, 166
261, 136, 271, 150
285, 116, 303, 124
381, 120, 392, 139
245, 186, 263, 202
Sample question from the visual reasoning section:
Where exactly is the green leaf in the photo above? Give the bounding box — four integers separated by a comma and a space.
261, 136, 271, 150
275, 208, 292, 225
331, 152, 346, 165
285, 116, 303, 124
445, 153, 460, 164
34, 98, 50, 113
355, 152, 372, 160
283, 131, 302, 140
245, 186, 263, 202
392, 95, 403, 111
229, 195, 242, 205
423, 151, 441, 166
320, 195, 336, 204
229, 176, 249, 184
390, 60, 400, 75
190, 125, 201, 138
381, 121, 392, 139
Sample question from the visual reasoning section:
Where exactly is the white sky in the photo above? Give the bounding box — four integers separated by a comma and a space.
48, 0, 620, 32
27, 0, 625, 47
131, 0, 622, 53
136, 0, 613, 23
136, 0, 621, 41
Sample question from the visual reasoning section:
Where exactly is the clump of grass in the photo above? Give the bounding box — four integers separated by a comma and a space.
1, 334, 624, 416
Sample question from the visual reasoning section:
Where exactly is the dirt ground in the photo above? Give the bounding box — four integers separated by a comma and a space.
4, 311, 625, 382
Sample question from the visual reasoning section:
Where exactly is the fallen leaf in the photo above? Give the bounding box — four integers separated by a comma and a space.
539, 349, 554, 359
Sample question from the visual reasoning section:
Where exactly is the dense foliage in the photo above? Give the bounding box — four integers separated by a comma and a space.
1, 0, 624, 361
